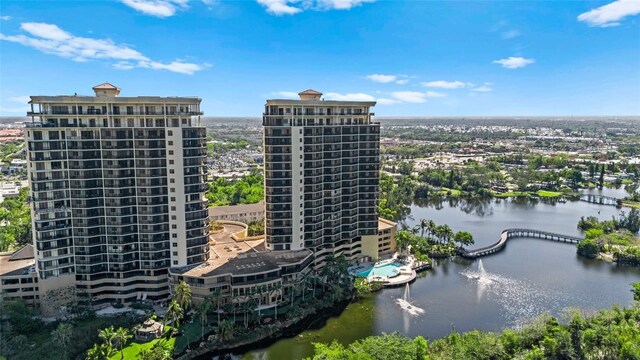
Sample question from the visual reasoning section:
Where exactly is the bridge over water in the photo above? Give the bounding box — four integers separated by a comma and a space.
459, 228, 584, 259
579, 194, 620, 206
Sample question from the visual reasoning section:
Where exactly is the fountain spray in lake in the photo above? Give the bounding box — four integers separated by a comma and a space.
395, 284, 425, 316
460, 259, 571, 326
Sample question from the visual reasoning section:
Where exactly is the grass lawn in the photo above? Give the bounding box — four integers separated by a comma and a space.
623, 201, 640, 209
536, 190, 563, 198
174, 320, 216, 354
438, 187, 461, 196
494, 191, 529, 198
109, 327, 176, 360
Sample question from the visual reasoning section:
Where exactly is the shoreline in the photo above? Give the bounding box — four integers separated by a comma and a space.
177, 299, 351, 360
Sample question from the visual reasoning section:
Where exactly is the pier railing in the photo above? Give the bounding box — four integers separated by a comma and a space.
459, 228, 584, 259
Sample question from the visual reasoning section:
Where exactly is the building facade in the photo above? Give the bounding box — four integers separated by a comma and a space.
24, 83, 209, 306
263, 90, 381, 265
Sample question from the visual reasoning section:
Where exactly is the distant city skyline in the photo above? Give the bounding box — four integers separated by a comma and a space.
1, 0, 639, 116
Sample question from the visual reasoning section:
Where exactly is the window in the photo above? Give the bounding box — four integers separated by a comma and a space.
170, 179, 175, 183
169, 169, 175, 174
168, 130, 173, 136
172, 243, 178, 247
171, 206, 176, 211
170, 197, 175, 201
169, 160, 174, 165
169, 150, 173, 155
173, 251, 178, 256
172, 234, 177, 238
171, 215, 176, 220
172, 225, 177, 229
168, 141, 173, 146
173, 260, 178, 265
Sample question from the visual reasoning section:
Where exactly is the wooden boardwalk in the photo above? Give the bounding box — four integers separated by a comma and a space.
459, 228, 584, 259
579, 194, 620, 206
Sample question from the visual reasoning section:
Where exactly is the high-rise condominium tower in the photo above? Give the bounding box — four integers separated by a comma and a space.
25, 83, 209, 306
263, 90, 380, 265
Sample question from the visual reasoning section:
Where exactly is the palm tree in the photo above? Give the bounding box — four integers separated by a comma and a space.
196, 300, 211, 341
216, 320, 235, 341
98, 326, 117, 348
166, 300, 184, 329
114, 327, 132, 360
441, 224, 454, 244
86, 343, 115, 360
240, 300, 254, 329
420, 219, 429, 238
427, 220, 436, 241
210, 288, 223, 324
174, 280, 192, 311
139, 340, 172, 360
270, 282, 283, 319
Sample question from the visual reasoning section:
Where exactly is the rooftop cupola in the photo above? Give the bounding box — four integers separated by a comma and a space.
298, 89, 322, 101
92, 82, 121, 97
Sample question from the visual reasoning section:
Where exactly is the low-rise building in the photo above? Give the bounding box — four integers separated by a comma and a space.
0, 245, 39, 304
168, 221, 313, 307
208, 202, 265, 224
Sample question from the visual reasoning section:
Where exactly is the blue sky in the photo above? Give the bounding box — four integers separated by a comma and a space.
1, 0, 639, 116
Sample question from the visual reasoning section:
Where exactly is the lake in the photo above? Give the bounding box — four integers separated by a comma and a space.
228, 197, 640, 360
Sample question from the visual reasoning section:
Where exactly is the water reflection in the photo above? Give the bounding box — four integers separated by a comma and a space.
235, 199, 638, 360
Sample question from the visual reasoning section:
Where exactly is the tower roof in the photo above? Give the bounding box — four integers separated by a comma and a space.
298, 89, 322, 96
92, 82, 120, 90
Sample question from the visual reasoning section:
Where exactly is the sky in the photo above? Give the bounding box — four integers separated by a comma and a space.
0, 0, 639, 117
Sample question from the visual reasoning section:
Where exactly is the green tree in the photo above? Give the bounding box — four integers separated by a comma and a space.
454, 231, 474, 248
216, 320, 235, 341
52, 323, 74, 360
98, 326, 117, 349
174, 280, 192, 311
166, 300, 184, 329
114, 327, 132, 360
86, 343, 115, 360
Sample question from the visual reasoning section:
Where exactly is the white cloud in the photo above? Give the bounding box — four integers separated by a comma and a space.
425, 91, 446, 98
324, 92, 376, 101
7, 96, 31, 103
1, 16, 11, 21
422, 80, 467, 89
471, 85, 492, 92
257, 0, 373, 15
0, 22, 206, 75
390, 91, 428, 103
365, 74, 397, 83
121, 0, 189, 17
493, 56, 535, 69
501, 29, 520, 39
578, 0, 640, 27
377, 98, 400, 105
257, 0, 301, 15
316, 0, 373, 10
365, 74, 410, 84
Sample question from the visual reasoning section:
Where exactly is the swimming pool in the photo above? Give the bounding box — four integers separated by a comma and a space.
356, 263, 400, 278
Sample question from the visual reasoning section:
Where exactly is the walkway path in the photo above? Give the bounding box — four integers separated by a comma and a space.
580, 194, 620, 206
459, 228, 584, 259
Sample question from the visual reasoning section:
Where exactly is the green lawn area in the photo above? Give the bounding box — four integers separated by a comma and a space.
109, 327, 176, 360
437, 187, 461, 196
623, 201, 640, 209
494, 191, 529, 198
493, 190, 563, 198
174, 320, 216, 354
536, 190, 563, 198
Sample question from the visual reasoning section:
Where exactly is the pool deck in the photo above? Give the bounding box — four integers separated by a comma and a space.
349, 257, 422, 287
